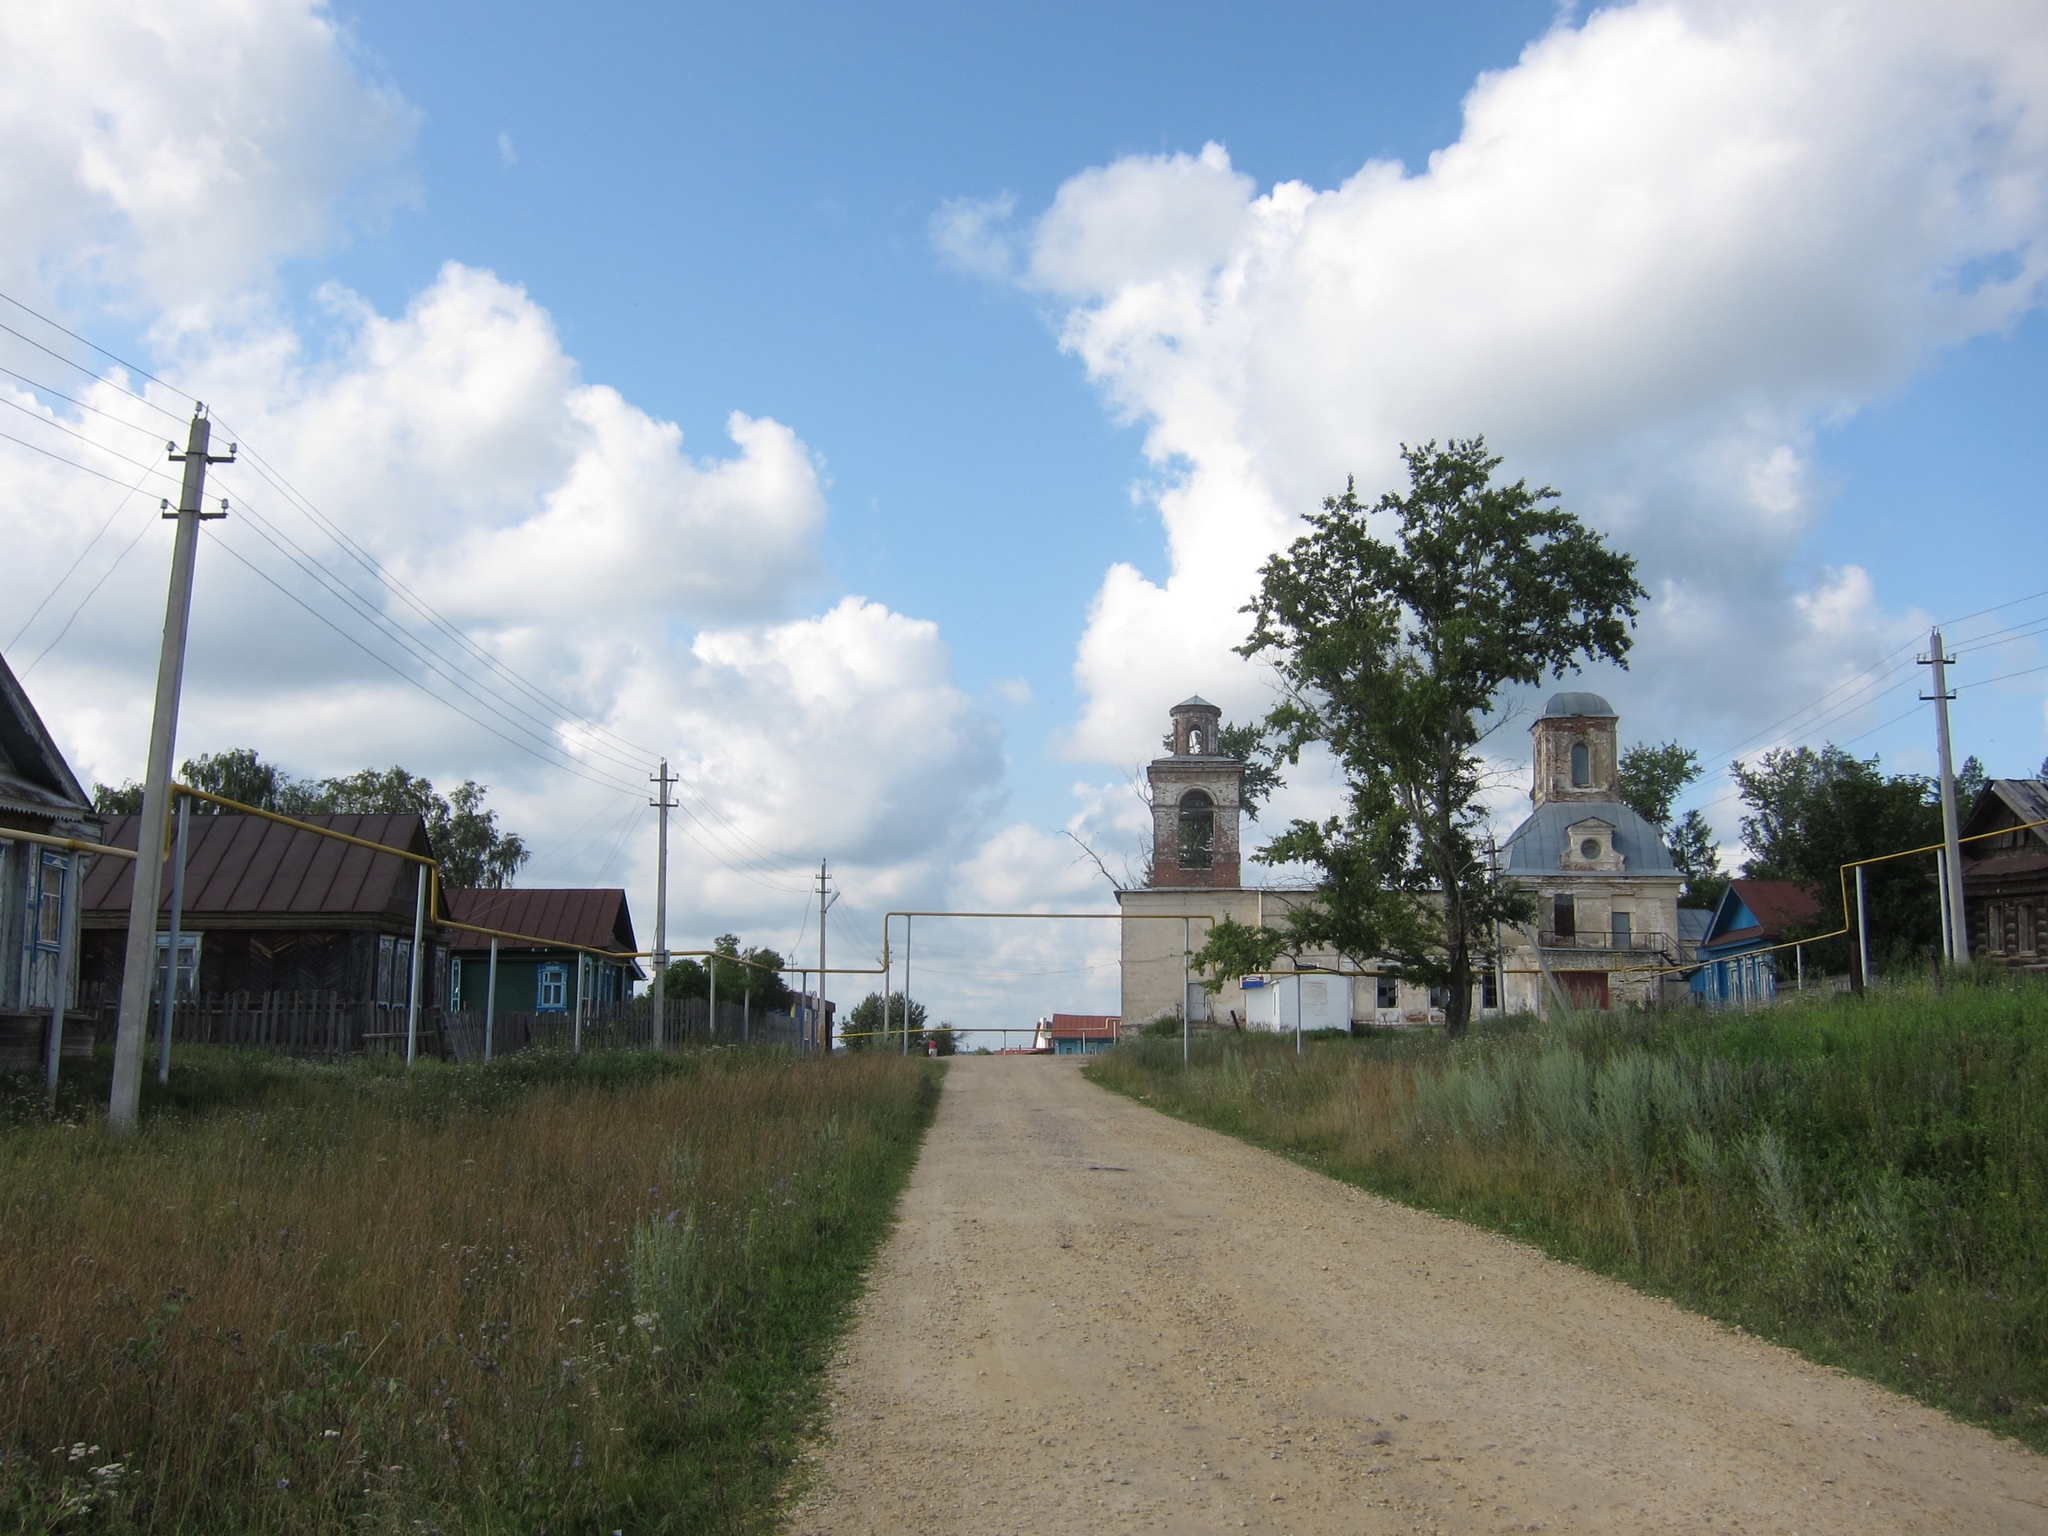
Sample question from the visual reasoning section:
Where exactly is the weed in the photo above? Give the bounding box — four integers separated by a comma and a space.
0, 1045, 939, 1533
1089, 977, 2048, 1451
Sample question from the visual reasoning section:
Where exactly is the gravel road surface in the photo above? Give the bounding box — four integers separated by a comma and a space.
786, 1055, 2048, 1534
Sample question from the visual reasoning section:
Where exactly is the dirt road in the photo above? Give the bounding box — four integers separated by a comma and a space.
786, 1056, 2048, 1534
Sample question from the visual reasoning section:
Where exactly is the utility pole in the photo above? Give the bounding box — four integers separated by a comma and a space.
817, 859, 829, 1052
1920, 628, 1970, 965
109, 409, 232, 1134
156, 791, 190, 1084
650, 760, 675, 1048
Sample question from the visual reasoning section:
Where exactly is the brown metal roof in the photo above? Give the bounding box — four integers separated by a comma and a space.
81, 812, 430, 921
444, 887, 637, 953
1046, 1013, 1120, 1036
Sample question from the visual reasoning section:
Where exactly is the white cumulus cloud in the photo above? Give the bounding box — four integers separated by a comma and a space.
983, 0, 2048, 789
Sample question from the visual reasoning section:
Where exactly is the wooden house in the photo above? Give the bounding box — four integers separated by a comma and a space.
1689, 880, 1822, 1006
442, 888, 641, 1015
0, 653, 99, 1072
1960, 780, 2048, 969
80, 812, 446, 1052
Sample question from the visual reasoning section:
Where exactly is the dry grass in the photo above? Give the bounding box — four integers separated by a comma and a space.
1091, 975, 2048, 1452
0, 1047, 939, 1533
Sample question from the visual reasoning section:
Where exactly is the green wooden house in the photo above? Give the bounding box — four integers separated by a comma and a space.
443, 887, 641, 1014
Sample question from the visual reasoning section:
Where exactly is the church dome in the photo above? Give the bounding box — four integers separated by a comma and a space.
1542, 691, 1617, 719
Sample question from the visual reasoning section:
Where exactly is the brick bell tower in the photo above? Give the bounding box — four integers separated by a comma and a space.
1147, 696, 1245, 888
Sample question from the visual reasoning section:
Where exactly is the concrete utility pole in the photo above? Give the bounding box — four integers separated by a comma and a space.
650, 760, 675, 1047
817, 859, 829, 1052
156, 792, 190, 1084
1921, 628, 1970, 965
109, 409, 233, 1133
404, 864, 427, 1064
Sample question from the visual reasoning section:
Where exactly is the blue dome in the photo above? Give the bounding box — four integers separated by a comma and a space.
1543, 691, 1617, 719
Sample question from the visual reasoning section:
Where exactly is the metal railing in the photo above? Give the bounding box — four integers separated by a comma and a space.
1537, 930, 1674, 952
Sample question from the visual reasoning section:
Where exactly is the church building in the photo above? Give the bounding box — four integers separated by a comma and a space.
1116, 696, 1459, 1032
1497, 692, 1685, 1011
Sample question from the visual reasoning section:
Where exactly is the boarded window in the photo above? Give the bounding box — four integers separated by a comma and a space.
1178, 789, 1215, 869
1570, 742, 1591, 786
1611, 911, 1632, 945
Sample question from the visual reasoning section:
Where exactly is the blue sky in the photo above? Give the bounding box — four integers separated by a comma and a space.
2, 1, 2045, 1023
316, 0, 1562, 774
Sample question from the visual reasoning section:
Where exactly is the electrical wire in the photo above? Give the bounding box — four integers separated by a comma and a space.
18, 509, 158, 678
0, 426, 178, 494
0, 287, 819, 889
0, 363, 179, 441
8, 463, 158, 649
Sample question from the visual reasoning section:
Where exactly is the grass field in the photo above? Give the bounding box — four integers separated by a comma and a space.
1088, 975, 2048, 1453
0, 1045, 940, 1534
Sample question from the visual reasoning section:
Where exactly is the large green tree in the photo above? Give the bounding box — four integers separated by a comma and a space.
1242, 438, 1645, 1037
96, 750, 530, 888
1731, 744, 1941, 974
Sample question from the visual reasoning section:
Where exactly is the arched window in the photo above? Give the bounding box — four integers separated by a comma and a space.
1177, 789, 1215, 869
1570, 741, 1591, 787
1188, 726, 1204, 754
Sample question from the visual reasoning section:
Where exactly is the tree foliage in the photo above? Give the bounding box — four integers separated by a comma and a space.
1188, 916, 1290, 997
1731, 744, 1941, 974
1617, 739, 1727, 909
843, 991, 926, 1049
1241, 438, 1644, 1036
661, 934, 791, 1010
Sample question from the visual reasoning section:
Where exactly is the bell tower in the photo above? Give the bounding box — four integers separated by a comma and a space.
1530, 691, 1619, 809
1147, 696, 1244, 888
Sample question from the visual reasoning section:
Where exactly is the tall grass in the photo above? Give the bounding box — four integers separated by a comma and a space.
1089, 976, 2048, 1450
0, 1046, 939, 1533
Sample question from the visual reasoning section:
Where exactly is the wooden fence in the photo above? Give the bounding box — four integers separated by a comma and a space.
115, 991, 815, 1062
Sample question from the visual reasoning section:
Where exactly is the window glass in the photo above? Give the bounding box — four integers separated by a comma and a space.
537, 963, 567, 1010
1481, 971, 1499, 1009
1177, 789, 1215, 870
1375, 975, 1399, 1010
36, 854, 67, 945
450, 956, 463, 1010
153, 933, 201, 1000
376, 935, 395, 1002
1570, 742, 1591, 786
1579, 838, 1601, 860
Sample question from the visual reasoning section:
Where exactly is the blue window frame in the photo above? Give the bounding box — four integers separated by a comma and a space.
536, 963, 567, 1011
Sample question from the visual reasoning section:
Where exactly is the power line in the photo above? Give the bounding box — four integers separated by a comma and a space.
0, 291, 184, 405
0, 426, 178, 493
16, 508, 159, 678
8, 463, 158, 649
0, 290, 820, 890
0, 362, 180, 440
